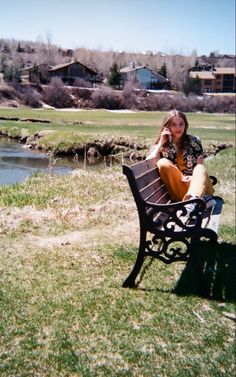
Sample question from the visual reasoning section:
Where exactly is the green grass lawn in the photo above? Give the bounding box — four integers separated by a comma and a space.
0, 109, 235, 376
0, 108, 235, 145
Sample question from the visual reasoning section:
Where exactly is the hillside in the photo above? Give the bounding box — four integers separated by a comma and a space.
0, 38, 235, 113
0, 38, 235, 78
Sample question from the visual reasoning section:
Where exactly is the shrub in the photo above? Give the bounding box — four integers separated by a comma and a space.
73, 78, 92, 88
91, 87, 120, 109
22, 87, 42, 108
42, 77, 74, 108
142, 93, 172, 111
138, 92, 235, 113
202, 95, 235, 113
71, 87, 92, 100
0, 84, 18, 100
121, 81, 138, 109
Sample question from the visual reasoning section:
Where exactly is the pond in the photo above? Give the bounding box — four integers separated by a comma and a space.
0, 139, 117, 186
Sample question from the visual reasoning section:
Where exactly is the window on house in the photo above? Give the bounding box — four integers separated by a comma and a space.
223, 81, 233, 87
204, 80, 212, 86
223, 74, 234, 80
204, 88, 212, 93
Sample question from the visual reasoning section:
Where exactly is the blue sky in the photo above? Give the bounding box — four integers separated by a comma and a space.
0, 0, 235, 55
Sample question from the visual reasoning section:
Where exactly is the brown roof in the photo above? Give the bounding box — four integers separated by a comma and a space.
190, 67, 235, 80
214, 67, 235, 75
49, 60, 97, 75
190, 71, 215, 80
20, 63, 50, 73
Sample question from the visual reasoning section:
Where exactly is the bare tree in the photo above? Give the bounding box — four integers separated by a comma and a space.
166, 52, 192, 91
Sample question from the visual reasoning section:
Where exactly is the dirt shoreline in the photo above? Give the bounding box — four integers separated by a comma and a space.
0, 128, 148, 160
0, 128, 233, 162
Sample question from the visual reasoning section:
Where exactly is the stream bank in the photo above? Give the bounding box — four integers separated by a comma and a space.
0, 129, 148, 160
0, 128, 233, 161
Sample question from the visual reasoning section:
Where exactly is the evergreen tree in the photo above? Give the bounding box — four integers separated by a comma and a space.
158, 62, 167, 78
194, 59, 200, 70
17, 42, 23, 53
108, 62, 121, 88
182, 74, 202, 96
0, 53, 8, 73
29, 63, 39, 83
182, 75, 193, 96
192, 75, 201, 95
3, 65, 21, 83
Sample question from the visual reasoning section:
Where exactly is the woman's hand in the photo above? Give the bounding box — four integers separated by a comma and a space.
182, 175, 192, 183
160, 127, 172, 145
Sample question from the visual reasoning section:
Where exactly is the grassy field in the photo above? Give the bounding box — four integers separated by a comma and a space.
0, 109, 235, 376
0, 108, 235, 148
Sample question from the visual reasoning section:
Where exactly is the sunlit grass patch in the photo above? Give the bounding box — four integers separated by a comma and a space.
0, 168, 138, 238
218, 225, 236, 243
0, 168, 128, 208
0, 240, 235, 376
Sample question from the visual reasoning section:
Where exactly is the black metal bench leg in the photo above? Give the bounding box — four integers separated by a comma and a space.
190, 237, 207, 297
122, 230, 146, 288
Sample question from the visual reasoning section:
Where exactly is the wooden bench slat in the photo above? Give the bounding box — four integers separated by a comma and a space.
126, 161, 151, 177
145, 198, 172, 217
139, 176, 163, 192
129, 158, 157, 177
140, 181, 168, 202
136, 170, 161, 190
144, 186, 169, 203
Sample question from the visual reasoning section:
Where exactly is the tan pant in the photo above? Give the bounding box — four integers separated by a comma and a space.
157, 158, 214, 201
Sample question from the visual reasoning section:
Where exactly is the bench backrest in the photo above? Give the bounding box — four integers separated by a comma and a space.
122, 158, 171, 216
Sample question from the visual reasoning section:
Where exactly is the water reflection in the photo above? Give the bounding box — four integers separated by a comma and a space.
0, 139, 118, 186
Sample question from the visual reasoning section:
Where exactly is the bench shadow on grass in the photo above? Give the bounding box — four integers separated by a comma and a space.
173, 240, 236, 302
137, 241, 236, 302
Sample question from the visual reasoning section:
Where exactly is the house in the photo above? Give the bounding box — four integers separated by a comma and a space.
120, 64, 169, 90
190, 67, 235, 93
20, 60, 98, 85
20, 63, 50, 84
48, 61, 98, 85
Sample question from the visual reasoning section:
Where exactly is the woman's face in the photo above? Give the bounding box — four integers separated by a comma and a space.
168, 116, 186, 142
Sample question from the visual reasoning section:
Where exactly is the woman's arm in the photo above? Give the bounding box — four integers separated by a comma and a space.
146, 143, 162, 160
146, 128, 171, 160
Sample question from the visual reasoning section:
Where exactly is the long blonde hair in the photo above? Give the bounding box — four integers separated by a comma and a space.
154, 110, 189, 148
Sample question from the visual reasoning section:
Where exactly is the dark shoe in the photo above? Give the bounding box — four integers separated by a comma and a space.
202, 194, 216, 209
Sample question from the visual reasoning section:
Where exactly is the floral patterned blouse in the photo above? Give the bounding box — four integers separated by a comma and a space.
160, 134, 203, 176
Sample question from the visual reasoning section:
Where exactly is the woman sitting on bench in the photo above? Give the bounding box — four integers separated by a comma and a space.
146, 109, 216, 213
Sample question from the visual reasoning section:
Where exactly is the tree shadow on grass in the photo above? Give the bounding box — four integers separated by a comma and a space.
174, 240, 236, 302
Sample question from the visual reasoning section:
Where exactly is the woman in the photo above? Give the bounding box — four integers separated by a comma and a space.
146, 109, 215, 212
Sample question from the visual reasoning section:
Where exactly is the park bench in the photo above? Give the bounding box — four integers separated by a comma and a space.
122, 157, 224, 289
